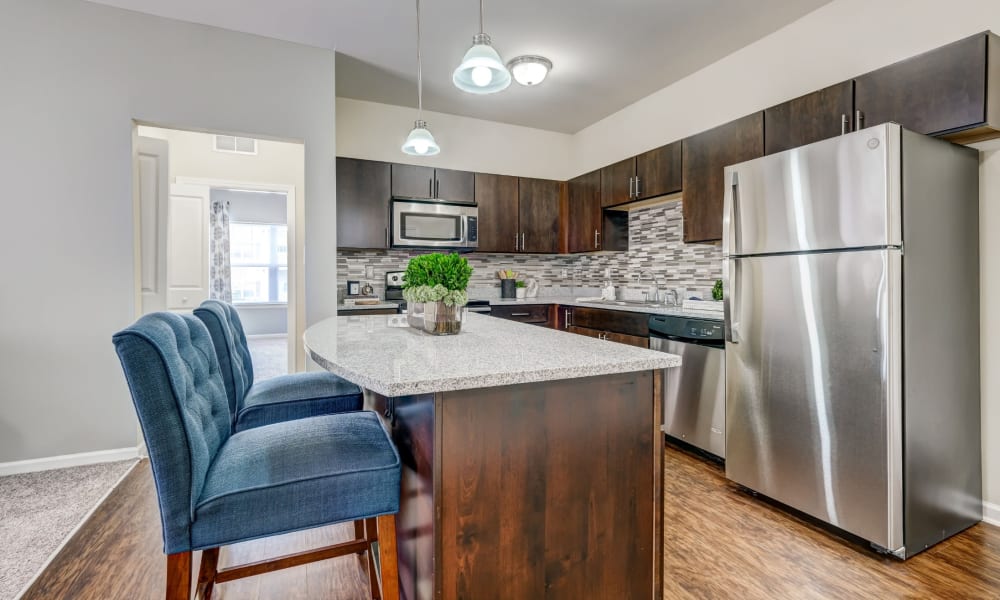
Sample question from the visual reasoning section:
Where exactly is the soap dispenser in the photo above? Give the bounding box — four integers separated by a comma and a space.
601, 268, 616, 301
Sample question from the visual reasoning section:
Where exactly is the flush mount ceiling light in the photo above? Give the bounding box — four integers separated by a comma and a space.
402, 0, 439, 156
452, 0, 510, 94
507, 55, 553, 86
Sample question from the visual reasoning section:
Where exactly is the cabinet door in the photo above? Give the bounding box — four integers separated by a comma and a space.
601, 157, 636, 207
854, 32, 987, 136
682, 112, 764, 243
635, 141, 682, 199
491, 304, 552, 326
570, 306, 650, 337
764, 80, 855, 155
337, 158, 391, 249
567, 325, 605, 340
391, 163, 435, 199
434, 168, 475, 204
567, 170, 602, 253
518, 178, 562, 253
604, 331, 650, 349
475, 173, 519, 253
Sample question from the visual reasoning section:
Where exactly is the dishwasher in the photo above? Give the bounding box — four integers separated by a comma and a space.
648, 314, 726, 459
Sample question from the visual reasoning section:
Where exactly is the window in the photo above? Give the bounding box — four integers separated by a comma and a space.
230, 223, 288, 304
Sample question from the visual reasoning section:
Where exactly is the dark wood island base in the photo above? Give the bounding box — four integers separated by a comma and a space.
369, 370, 663, 600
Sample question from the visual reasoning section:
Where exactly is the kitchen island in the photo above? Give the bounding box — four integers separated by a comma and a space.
304, 313, 680, 600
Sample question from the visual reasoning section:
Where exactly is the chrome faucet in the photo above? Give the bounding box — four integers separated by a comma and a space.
636, 270, 659, 303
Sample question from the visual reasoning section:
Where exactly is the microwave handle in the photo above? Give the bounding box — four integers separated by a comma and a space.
461, 217, 466, 244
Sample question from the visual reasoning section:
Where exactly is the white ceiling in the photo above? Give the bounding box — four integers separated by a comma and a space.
87, 0, 832, 133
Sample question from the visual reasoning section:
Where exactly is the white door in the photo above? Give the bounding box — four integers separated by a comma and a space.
166, 183, 211, 310
136, 136, 168, 314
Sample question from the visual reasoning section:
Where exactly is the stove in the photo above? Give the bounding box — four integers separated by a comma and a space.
385, 270, 491, 314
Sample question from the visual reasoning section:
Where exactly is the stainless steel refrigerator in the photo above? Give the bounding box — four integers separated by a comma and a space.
722, 123, 982, 558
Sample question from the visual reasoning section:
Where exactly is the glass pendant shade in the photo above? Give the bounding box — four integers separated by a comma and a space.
401, 120, 440, 156
453, 34, 511, 94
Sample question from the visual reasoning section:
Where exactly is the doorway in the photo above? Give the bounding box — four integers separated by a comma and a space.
132, 124, 304, 377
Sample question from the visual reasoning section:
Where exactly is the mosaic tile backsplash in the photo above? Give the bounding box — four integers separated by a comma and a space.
338, 200, 723, 301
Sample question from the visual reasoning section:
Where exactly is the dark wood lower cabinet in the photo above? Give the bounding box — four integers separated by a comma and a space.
567, 325, 649, 348
369, 370, 661, 600
490, 304, 553, 327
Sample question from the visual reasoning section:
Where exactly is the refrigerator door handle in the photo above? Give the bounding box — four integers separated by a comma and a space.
730, 170, 743, 256
723, 259, 739, 344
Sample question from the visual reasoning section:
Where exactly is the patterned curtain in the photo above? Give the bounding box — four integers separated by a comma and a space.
209, 198, 232, 302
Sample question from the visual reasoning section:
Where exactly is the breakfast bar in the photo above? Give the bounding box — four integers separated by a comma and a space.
304, 313, 681, 600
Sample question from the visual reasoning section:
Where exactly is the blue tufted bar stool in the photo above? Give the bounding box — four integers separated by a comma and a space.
193, 300, 363, 432
113, 312, 400, 600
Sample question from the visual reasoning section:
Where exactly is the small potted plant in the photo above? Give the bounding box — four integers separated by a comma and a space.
403, 253, 473, 335
515, 280, 527, 299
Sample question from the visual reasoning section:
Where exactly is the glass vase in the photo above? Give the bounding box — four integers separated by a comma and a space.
407, 302, 464, 335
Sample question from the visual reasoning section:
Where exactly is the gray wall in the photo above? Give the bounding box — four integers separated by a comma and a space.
0, 0, 337, 462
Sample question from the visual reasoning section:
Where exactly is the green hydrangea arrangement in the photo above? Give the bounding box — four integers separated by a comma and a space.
402, 253, 473, 307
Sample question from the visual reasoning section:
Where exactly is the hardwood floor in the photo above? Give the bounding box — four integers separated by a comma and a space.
22, 446, 1000, 599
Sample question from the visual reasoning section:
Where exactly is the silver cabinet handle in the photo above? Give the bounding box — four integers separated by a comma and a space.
521, 232, 525, 251
841, 113, 849, 135
628, 176, 634, 198
635, 176, 641, 198
564, 309, 572, 328
855, 110, 864, 131
514, 233, 519, 251
594, 229, 600, 249
510, 312, 531, 317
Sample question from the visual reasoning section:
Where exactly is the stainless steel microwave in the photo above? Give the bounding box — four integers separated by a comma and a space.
392, 200, 478, 250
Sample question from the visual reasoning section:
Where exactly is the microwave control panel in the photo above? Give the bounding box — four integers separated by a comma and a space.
467, 217, 478, 242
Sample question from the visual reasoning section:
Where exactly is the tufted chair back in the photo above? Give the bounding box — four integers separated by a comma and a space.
193, 300, 255, 419
112, 312, 232, 554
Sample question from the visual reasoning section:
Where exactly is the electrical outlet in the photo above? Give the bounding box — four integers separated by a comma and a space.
560, 269, 568, 279
365, 265, 375, 279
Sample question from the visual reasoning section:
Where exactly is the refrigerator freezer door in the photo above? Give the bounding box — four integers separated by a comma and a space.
725, 249, 903, 551
723, 123, 901, 257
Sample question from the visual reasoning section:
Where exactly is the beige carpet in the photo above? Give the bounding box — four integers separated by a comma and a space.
0, 460, 137, 600
247, 335, 289, 381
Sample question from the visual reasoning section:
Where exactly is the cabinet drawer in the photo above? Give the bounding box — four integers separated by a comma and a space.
567, 325, 649, 348
491, 304, 553, 326
567, 306, 649, 337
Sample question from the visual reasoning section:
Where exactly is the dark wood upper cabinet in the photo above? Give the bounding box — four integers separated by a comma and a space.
765, 80, 855, 155
855, 32, 1000, 142
336, 158, 391, 249
518, 178, 562, 254
567, 170, 602, 253
475, 173, 519, 253
433, 168, 475, 204
682, 112, 764, 244
635, 141, 682, 199
600, 158, 635, 207
391, 163, 435, 199
391, 164, 475, 203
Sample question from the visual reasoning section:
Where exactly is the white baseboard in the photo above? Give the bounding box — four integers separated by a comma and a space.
984, 501, 1000, 527
0, 447, 139, 477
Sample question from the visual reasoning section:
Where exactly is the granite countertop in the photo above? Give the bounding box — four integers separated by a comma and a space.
304, 312, 681, 397
488, 295, 725, 321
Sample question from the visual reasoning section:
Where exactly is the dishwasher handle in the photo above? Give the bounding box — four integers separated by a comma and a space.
650, 332, 724, 349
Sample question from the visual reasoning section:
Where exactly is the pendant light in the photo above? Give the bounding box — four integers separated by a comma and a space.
402, 0, 440, 156
452, 0, 510, 94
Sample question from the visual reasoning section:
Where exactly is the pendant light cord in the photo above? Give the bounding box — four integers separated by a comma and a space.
480, 0, 485, 34
416, 0, 423, 118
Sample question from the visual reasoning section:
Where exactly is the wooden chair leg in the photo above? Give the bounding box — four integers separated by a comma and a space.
196, 548, 220, 600
355, 519, 368, 565
166, 551, 192, 600
365, 518, 382, 600
376, 514, 399, 600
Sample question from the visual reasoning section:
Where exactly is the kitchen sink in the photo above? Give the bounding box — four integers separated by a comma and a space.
578, 299, 671, 309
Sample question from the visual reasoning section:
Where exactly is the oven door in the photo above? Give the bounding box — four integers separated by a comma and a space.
392, 200, 478, 249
